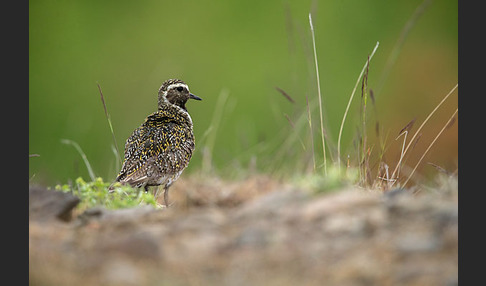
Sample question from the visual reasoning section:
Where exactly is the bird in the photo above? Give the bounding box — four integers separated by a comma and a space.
109, 79, 202, 207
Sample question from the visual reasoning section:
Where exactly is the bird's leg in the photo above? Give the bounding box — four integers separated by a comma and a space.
163, 186, 170, 208
136, 184, 150, 206
153, 186, 160, 200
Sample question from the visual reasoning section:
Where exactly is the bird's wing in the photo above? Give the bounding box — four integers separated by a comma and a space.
116, 112, 175, 183
116, 111, 194, 184
118, 172, 148, 187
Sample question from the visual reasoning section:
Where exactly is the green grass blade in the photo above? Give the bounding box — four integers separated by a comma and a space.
309, 13, 327, 175
61, 139, 96, 181
97, 83, 122, 164
337, 42, 379, 169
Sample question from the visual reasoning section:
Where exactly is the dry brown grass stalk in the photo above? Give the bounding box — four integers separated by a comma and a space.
390, 83, 458, 184
275, 87, 295, 104
402, 108, 458, 187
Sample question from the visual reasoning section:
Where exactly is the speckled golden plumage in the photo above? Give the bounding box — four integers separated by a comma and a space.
110, 79, 201, 207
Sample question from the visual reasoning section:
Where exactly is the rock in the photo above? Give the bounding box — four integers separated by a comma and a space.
29, 185, 80, 222
100, 257, 142, 286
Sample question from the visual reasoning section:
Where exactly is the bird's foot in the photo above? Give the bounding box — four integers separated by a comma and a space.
155, 202, 171, 209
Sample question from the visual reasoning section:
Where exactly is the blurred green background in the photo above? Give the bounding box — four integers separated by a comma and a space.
29, 0, 457, 186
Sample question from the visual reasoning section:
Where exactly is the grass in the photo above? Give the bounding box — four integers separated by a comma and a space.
98, 82, 122, 170
306, 95, 316, 171
57, 137, 158, 210
402, 107, 458, 187
201, 88, 230, 174
309, 13, 327, 175
60, 139, 96, 182
389, 84, 458, 186
337, 42, 380, 170
53, 83, 161, 212
55, 177, 157, 213
269, 1, 457, 192
374, 0, 434, 97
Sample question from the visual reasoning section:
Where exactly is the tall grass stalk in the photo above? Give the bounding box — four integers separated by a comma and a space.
309, 13, 327, 175
390, 83, 458, 183
393, 129, 409, 187
402, 108, 458, 187
61, 139, 96, 181
284, 114, 307, 151
202, 88, 229, 174
306, 95, 316, 171
111, 145, 121, 174
375, 0, 434, 97
337, 41, 380, 168
271, 99, 317, 174
97, 83, 122, 165
358, 58, 371, 185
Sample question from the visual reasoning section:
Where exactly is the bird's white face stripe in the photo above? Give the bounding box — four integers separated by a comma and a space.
167, 83, 189, 92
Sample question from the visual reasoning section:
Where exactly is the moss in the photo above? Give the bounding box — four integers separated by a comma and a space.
55, 177, 157, 212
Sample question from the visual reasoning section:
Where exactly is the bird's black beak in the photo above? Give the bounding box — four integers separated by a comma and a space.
190, 93, 202, 101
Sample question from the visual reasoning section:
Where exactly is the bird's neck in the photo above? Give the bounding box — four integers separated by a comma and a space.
157, 102, 193, 126
157, 94, 169, 109
158, 101, 187, 112
158, 94, 187, 111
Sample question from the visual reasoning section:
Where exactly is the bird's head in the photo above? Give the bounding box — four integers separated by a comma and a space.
158, 79, 202, 111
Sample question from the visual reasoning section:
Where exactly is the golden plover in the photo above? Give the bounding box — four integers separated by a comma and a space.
110, 79, 201, 207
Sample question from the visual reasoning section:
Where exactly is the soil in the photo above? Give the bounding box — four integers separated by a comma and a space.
29, 175, 458, 286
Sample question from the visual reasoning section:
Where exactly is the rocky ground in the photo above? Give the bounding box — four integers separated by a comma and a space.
29, 175, 458, 286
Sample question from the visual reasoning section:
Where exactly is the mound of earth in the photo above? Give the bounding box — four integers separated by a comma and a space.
29, 175, 457, 285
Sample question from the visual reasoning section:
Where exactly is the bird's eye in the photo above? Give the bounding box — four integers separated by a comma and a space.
177, 86, 184, 92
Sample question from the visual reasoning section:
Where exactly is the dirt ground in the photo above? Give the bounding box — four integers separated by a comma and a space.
29, 174, 457, 286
